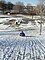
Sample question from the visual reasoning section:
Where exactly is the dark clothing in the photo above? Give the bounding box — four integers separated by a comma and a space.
20, 31, 25, 36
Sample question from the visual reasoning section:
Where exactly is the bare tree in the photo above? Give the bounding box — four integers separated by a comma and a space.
37, 0, 45, 15
37, 0, 45, 35
14, 1, 24, 13
15, 1, 24, 6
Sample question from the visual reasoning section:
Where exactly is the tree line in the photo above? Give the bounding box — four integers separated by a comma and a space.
0, 0, 45, 15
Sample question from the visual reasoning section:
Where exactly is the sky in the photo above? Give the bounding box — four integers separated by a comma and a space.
5, 0, 38, 6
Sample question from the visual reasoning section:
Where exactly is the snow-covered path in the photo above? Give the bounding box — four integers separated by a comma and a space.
0, 34, 45, 60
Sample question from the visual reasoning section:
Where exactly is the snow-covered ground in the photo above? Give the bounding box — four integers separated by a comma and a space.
0, 15, 45, 60
0, 35, 45, 60
0, 30, 45, 60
